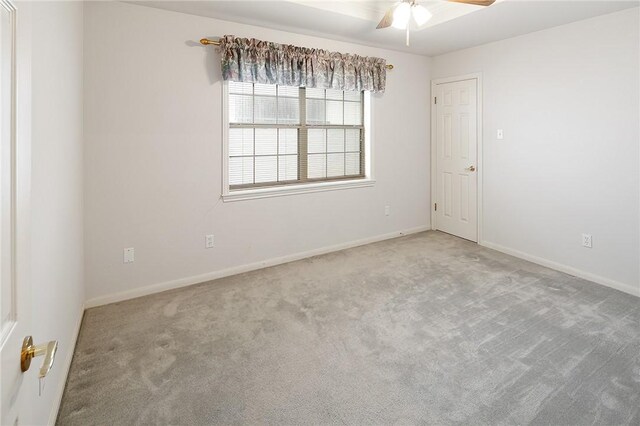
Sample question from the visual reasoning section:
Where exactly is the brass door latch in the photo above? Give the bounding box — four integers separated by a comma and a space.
21, 336, 58, 378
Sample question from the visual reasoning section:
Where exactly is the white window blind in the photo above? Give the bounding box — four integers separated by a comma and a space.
227, 81, 365, 190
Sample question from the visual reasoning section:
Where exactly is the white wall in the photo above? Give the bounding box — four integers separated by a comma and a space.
30, 1, 84, 424
83, 1, 431, 304
433, 8, 640, 296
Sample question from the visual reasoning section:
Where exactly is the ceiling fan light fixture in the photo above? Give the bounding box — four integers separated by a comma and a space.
391, 2, 411, 29
411, 4, 432, 28
376, 0, 497, 46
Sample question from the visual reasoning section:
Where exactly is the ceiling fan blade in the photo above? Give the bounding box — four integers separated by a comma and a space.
376, 4, 398, 29
446, 0, 496, 6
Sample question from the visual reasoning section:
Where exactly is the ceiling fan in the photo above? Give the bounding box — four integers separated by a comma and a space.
377, 0, 496, 46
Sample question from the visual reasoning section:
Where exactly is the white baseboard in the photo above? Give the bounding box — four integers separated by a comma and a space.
480, 240, 640, 298
48, 305, 84, 425
85, 225, 431, 308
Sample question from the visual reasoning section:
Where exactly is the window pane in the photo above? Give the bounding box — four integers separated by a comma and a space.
254, 96, 277, 124
254, 83, 276, 96
306, 98, 325, 124
306, 88, 325, 99
327, 153, 345, 177
229, 94, 253, 123
278, 97, 299, 124
307, 154, 326, 179
229, 128, 254, 157
279, 129, 298, 155
255, 129, 278, 155
229, 81, 253, 95
326, 100, 343, 125
346, 152, 360, 176
255, 156, 278, 183
228, 84, 365, 189
345, 129, 360, 151
278, 86, 299, 97
326, 89, 343, 100
344, 90, 361, 102
278, 155, 298, 181
327, 129, 344, 153
229, 157, 254, 185
308, 129, 326, 154
344, 101, 361, 125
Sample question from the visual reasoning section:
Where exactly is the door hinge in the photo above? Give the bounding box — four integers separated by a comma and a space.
434, 97, 437, 104
434, 203, 437, 211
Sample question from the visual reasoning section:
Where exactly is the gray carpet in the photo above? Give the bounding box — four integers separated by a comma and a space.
57, 231, 640, 425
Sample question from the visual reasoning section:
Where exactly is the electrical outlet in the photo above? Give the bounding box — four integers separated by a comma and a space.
123, 247, 135, 263
384, 205, 390, 216
206, 234, 215, 248
582, 234, 592, 248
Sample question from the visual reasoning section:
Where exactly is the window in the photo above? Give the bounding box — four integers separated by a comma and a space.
225, 81, 368, 195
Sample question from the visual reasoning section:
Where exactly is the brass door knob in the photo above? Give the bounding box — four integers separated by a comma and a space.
21, 336, 58, 378
465, 165, 476, 172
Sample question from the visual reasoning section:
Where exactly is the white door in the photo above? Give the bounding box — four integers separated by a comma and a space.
1, 1, 33, 424
434, 78, 478, 242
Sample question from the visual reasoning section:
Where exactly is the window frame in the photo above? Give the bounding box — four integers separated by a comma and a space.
222, 81, 375, 202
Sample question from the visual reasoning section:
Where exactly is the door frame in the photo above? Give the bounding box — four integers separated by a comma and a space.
430, 73, 483, 244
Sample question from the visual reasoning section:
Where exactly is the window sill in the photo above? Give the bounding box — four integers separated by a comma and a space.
222, 179, 376, 202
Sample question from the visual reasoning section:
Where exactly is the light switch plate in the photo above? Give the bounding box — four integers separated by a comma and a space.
497, 129, 504, 140
123, 247, 135, 263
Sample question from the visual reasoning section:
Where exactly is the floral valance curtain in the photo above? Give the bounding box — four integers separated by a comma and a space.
219, 35, 387, 93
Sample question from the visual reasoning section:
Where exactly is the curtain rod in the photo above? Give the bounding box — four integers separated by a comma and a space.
200, 38, 394, 70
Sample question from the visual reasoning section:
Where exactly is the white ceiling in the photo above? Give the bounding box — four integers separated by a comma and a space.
131, 0, 639, 56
